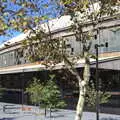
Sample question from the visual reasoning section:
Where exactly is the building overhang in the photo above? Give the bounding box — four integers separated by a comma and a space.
90, 57, 120, 70
0, 52, 120, 75
0, 62, 66, 75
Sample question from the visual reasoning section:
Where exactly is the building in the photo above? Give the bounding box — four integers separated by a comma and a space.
0, 15, 120, 112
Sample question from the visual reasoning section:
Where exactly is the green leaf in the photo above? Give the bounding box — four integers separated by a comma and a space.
43, 4, 48, 8
26, 75, 66, 109
41, 15, 49, 20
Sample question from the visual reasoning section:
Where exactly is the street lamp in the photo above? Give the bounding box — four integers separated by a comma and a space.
95, 42, 108, 120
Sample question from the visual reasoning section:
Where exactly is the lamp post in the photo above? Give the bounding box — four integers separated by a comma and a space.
21, 69, 24, 110
95, 42, 108, 120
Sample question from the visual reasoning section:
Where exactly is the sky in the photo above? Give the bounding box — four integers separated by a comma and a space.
0, 31, 21, 44
0, 0, 62, 44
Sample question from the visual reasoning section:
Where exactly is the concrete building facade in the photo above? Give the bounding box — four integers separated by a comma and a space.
0, 15, 120, 112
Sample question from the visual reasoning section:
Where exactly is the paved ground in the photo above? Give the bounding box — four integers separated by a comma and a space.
0, 102, 120, 120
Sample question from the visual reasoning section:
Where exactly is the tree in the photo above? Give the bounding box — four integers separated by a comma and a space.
59, 1, 119, 120
40, 75, 66, 110
26, 77, 43, 105
85, 81, 111, 108
26, 75, 66, 117
0, 0, 120, 120
0, 85, 3, 99
0, 0, 60, 36
21, 1, 119, 120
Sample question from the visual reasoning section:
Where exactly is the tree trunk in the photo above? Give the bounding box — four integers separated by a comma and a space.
75, 57, 90, 120
75, 90, 85, 120
45, 107, 47, 117
50, 107, 52, 118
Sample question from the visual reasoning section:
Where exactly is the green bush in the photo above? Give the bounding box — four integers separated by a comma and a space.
26, 75, 66, 109
85, 82, 111, 107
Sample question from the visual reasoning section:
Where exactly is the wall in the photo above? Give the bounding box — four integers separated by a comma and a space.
0, 26, 120, 68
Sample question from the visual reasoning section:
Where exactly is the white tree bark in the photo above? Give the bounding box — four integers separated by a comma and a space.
75, 89, 86, 120
63, 52, 90, 120
75, 57, 90, 120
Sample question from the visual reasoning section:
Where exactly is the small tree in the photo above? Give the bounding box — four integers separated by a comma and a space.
26, 77, 43, 106
0, 85, 3, 99
85, 81, 111, 108
41, 75, 66, 109
26, 75, 66, 117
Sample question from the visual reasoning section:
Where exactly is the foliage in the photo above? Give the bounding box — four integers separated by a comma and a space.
20, 1, 119, 120
85, 81, 111, 107
26, 77, 43, 104
0, 0, 61, 36
0, 85, 3, 99
26, 75, 66, 109
0, 1, 119, 120
22, 35, 66, 63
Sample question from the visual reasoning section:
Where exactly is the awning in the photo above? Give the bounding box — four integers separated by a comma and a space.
0, 62, 65, 75
91, 57, 120, 70
0, 56, 120, 75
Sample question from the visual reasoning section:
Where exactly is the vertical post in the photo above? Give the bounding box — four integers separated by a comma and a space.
21, 70, 24, 110
95, 44, 99, 120
95, 42, 108, 120
45, 107, 47, 117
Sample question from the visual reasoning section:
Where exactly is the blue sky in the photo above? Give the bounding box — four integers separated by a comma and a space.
0, 0, 62, 44
0, 31, 21, 44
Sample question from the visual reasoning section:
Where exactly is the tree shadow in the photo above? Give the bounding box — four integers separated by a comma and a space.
5, 112, 19, 114
47, 114, 65, 118
101, 117, 120, 120
0, 118, 15, 120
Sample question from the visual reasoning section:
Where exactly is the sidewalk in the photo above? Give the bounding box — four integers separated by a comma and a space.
0, 102, 120, 120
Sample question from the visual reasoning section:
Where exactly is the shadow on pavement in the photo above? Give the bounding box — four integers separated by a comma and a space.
46, 114, 65, 118
3, 111, 19, 114
0, 118, 15, 120
101, 118, 120, 120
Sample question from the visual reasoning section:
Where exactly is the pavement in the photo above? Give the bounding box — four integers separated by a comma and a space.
0, 102, 120, 120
